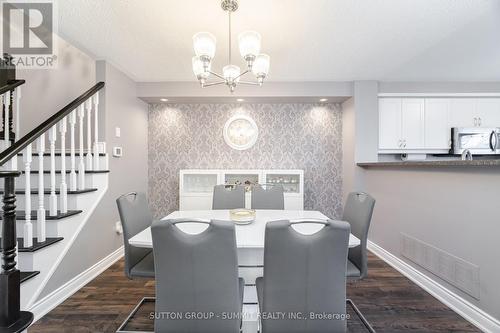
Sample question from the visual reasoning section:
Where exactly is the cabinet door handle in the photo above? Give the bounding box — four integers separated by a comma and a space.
473, 117, 477, 126
479, 117, 482, 127
398, 140, 402, 148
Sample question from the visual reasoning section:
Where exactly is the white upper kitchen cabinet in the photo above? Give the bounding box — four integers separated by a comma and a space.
379, 98, 402, 150
424, 99, 450, 149
476, 98, 500, 127
449, 98, 477, 128
401, 98, 425, 149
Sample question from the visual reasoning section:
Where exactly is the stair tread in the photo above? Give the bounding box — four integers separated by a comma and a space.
0, 188, 98, 195
17, 153, 106, 157
22, 170, 109, 174
20, 271, 40, 284
0, 237, 63, 252
0, 210, 83, 220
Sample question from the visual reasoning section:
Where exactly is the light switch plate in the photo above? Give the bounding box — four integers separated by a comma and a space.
115, 127, 121, 138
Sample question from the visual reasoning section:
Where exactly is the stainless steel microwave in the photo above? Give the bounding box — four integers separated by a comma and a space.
451, 127, 500, 155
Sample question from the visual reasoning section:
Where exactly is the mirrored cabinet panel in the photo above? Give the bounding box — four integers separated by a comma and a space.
266, 173, 301, 193
224, 173, 261, 192
182, 174, 219, 193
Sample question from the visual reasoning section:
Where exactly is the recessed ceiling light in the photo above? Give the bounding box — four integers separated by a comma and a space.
160, 98, 168, 102
319, 98, 328, 102
236, 98, 245, 102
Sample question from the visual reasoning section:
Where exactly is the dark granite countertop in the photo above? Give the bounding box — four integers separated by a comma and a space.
357, 159, 500, 168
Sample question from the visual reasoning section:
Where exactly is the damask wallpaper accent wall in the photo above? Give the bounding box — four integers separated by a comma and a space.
148, 103, 343, 219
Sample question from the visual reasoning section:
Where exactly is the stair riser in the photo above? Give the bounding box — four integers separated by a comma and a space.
3, 173, 97, 189
14, 219, 70, 239
18, 238, 66, 271
3, 195, 79, 211
21, 155, 108, 171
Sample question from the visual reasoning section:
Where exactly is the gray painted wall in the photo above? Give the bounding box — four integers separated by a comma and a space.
17, 36, 96, 136
353, 81, 379, 163
148, 103, 343, 220
345, 81, 500, 322
137, 81, 353, 100
341, 97, 365, 202
363, 167, 500, 320
38, 61, 149, 300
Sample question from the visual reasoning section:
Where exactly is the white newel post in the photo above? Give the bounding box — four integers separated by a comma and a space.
37, 134, 46, 242
48, 125, 57, 216
85, 99, 93, 171
59, 117, 68, 213
23, 144, 33, 248
93, 93, 100, 170
69, 111, 77, 191
78, 105, 85, 190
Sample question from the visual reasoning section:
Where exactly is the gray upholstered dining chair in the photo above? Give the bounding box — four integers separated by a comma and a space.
343, 192, 376, 333
212, 184, 246, 210
343, 192, 376, 279
152, 219, 244, 333
251, 184, 284, 210
116, 192, 155, 279
256, 219, 350, 333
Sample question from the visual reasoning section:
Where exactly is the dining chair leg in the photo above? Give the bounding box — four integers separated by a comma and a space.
116, 297, 155, 333
347, 298, 376, 333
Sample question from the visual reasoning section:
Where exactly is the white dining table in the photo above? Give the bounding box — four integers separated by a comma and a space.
128, 209, 360, 249
128, 210, 359, 333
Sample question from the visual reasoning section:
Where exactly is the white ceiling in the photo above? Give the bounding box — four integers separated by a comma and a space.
57, 0, 500, 82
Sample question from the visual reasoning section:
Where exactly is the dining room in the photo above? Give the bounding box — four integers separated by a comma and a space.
1, 0, 499, 332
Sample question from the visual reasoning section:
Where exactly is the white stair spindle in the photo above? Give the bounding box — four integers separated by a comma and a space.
93, 93, 100, 170
23, 144, 33, 248
85, 99, 93, 171
37, 134, 46, 242
15, 87, 21, 142
78, 105, 85, 190
49, 125, 57, 216
59, 117, 68, 214
69, 110, 77, 191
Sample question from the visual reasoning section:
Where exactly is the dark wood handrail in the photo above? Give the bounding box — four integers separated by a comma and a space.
0, 79, 25, 96
0, 81, 105, 166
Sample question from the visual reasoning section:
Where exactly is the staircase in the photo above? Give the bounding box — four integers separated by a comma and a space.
0, 57, 107, 332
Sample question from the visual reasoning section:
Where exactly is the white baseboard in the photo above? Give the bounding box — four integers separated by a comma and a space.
29, 246, 124, 323
368, 240, 500, 333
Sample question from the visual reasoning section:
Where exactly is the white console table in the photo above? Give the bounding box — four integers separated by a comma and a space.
179, 169, 304, 210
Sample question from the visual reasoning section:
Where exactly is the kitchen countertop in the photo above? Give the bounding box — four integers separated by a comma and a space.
357, 159, 500, 168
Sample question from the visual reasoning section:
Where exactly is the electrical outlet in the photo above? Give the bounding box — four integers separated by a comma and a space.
115, 127, 121, 138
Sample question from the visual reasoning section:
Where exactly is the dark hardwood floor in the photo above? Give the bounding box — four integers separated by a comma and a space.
29, 252, 480, 332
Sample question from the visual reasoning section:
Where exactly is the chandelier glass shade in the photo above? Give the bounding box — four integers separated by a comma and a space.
192, 0, 270, 93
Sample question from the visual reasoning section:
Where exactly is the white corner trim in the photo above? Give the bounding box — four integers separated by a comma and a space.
367, 240, 500, 333
378, 93, 500, 97
29, 246, 124, 323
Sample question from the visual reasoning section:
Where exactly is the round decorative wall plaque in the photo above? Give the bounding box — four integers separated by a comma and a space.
223, 115, 259, 150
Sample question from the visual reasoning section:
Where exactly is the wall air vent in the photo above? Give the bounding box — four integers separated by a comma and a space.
401, 233, 480, 300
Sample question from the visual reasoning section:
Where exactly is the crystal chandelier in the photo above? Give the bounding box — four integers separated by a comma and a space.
192, 0, 270, 93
